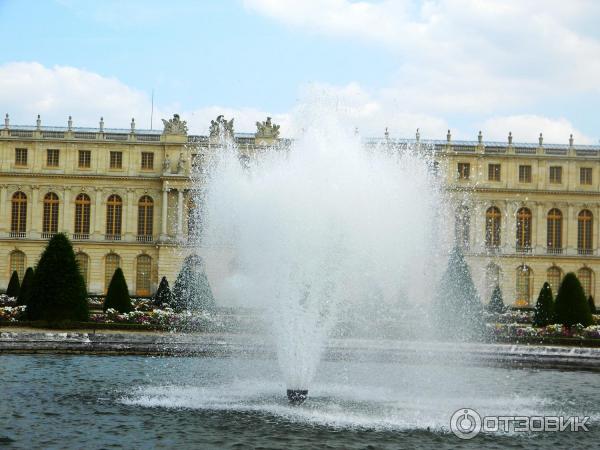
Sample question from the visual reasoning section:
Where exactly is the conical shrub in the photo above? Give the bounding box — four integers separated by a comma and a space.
16, 267, 34, 306
172, 254, 215, 312
588, 296, 597, 314
533, 282, 554, 327
554, 272, 593, 327
487, 285, 505, 314
27, 233, 88, 322
6, 271, 20, 297
153, 276, 172, 307
103, 268, 132, 313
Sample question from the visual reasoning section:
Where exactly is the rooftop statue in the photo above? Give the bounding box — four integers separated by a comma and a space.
255, 116, 280, 139
209, 115, 234, 139
162, 113, 188, 135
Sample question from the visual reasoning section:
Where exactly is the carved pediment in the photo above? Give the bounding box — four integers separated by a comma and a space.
255, 116, 280, 139
162, 114, 188, 135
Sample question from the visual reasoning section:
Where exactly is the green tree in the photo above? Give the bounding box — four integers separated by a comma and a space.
554, 272, 593, 327
172, 255, 215, 312
533, 282, 554, 327
103, 268, 133, 313
6, 271, 20, 297
153, 276, 173, 307
433, 245, 483, 341
588, 296, 597, 315
16, 267, 34, 306
27, 233, 88, 322
487, 285, 505, 314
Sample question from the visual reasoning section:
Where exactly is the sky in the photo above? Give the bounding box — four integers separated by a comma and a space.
0, 0, 599, 143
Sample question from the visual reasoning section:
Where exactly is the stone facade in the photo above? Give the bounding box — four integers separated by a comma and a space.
1, 114, 599, 306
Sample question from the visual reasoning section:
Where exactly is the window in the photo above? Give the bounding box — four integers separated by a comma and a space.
42, 192, 59, 237
547, 266, 562, 296
516, 207, 532, 250
11, 192, 27, 235
580, 167, 592, 185
104, 253, 121, 293
578, 267, 594, 298
516, 265, 532, 307
78, 150, 91, 168
455, 206, 470, 250
547, 208, 562, 252
109, 151, 123, 169
106, 194, 122, 239
141, 152, 154, 170
488, 164, 501, 181
457, 163, 470, 180
137, 195, 154, 238
549, 166, 562, 184
15, 148, 28, 166
46, 149, 59, 167
9, 250, 26, 281
75, 252, 89, 287
485, 206, 501, 248
188, 197, 200, 238
136, 254, 152, 296
74, 193, 91, 237
577, 210, 593, 255
518, 165, 532, 183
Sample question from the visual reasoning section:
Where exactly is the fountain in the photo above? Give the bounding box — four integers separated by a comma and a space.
200, 103, 448, 403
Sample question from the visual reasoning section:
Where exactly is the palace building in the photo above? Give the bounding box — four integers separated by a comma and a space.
1, 113, 599, 306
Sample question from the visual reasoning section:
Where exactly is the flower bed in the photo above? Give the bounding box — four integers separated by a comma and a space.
487, 322, 600, 340
0, 305, 26, 322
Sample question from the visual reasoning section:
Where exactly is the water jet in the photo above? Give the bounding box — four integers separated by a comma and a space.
286, 389, 308, 405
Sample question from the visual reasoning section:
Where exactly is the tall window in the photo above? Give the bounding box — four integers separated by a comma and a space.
455, 206, 470, 249
578, 267, 594, 298
485, 206, 501, 248
106, 194, 123, 239
141, 152, 154, 170
457, 163, 470, 180
136, 254, 152, 296
15, 148, 28, 166
9, 250, 26, 280
577, 210, 593, 255
46, 149, 60, 167
137, 195, 154, 238
518, 165, 532, 183
11, 191, 27, 235
75, 252, 89, 287
42, 192, 59, 237
74, 193, 91, 237
547, 266, 562, 295
516, 265, 532, 307
580, 167, 593, 185
104, 253, 121, 292
549, 166, 562, 184
488, 164, 501, 181
78, 150, 91, 168
516, 208, 532, 250
109, 151, 123, 169
547, 208, 562, 253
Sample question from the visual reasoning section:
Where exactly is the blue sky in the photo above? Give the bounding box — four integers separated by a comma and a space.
1, 0, 599, 142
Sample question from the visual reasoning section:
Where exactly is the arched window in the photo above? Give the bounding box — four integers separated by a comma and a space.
547, 266, 562, 295
577, 267, 594, 298
9, 250, 26, 280
137, 195, 153, 240
106, 194, 122, 239
74, 193, 91, 237
135, 254, 152, 296
516, 265, 532, 307
11, 191, 27, 236
42, 192, 59, 237
485, 207, 501, 248
577, 210, 593, 255
485, 263, 501, 300
547, 208, 562, 253
455, 206, 470, 250
75, 252, 89, 287
516, 207, 532, 251
104, 253, 121, 293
